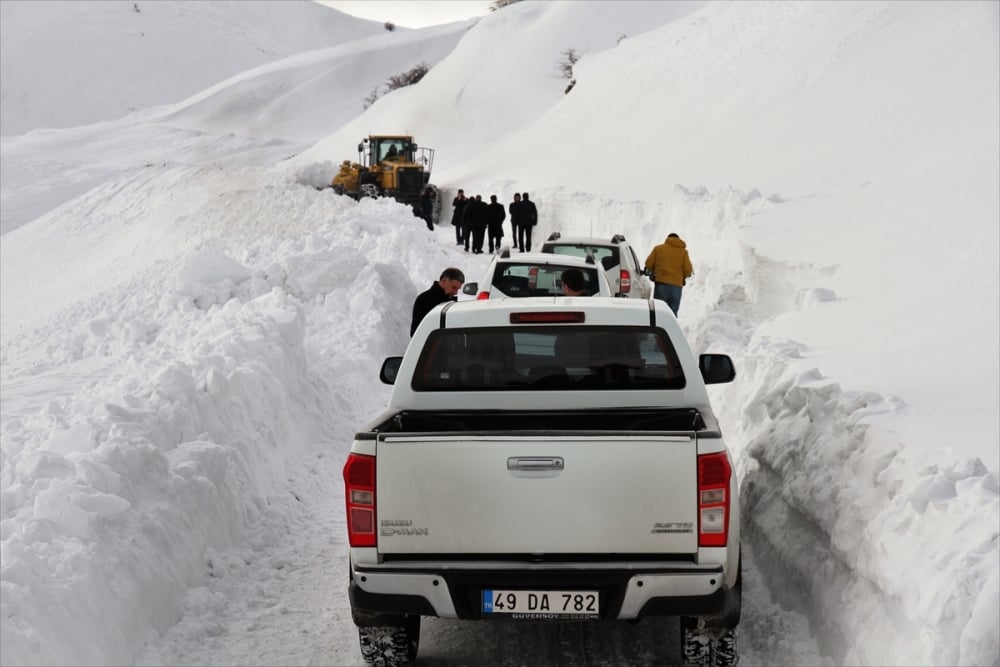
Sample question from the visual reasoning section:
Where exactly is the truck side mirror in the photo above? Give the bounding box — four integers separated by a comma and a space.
462, 283, 478, 295
380, 357, 404, 384
699, 354, 735, 384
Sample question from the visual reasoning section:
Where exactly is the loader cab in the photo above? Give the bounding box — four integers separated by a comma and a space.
377, 138, 409, 163
362, 136, 416, 167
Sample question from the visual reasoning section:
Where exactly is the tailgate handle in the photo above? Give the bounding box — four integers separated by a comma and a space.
507, 457, 564, 471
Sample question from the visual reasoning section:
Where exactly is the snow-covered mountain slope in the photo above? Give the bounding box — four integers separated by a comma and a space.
0, 12, 470, 236
0, 0, 387, 136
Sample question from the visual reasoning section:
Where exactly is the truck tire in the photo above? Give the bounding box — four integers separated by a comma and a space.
713, 628, 738, 667
681, 619, 738, 667
358, 615, 420, 666
681, 618, 712, 667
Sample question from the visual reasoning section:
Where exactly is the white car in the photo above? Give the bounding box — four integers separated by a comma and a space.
540, 233, 652, 299
461, 248, 613, 300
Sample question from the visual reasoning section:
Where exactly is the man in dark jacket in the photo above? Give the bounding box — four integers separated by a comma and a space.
451, 190, 468, 246
508, 193, 523, 251
410, 267, 465, 336
466, 195, 489, 254
520, 192, 538, 252
486, 194, 506, 253
420, 188, 435, 231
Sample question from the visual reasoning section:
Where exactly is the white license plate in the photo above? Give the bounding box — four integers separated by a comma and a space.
482, 589, 599, 619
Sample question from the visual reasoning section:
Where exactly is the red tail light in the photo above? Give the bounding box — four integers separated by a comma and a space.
477, 291, 490, 300
697, 452, 731, 547
620, 269, 631, 293
343, 453, 376, 547
528, 267, 538, 289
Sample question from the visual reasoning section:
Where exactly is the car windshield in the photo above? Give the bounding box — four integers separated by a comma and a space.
491, 262, 601, 297
545, 244, 619, 271
412, 326, 686, 391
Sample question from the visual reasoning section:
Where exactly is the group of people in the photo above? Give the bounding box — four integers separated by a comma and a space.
409, 231, 694, 336
449, 190, 538, 254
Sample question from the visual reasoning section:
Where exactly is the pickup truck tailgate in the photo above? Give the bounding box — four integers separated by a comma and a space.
376, 434, 698, 555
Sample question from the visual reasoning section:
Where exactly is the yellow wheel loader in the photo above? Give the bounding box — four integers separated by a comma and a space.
330, 135, 440, 224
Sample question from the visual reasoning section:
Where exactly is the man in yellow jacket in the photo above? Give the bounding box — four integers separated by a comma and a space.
644, 233, 693, 316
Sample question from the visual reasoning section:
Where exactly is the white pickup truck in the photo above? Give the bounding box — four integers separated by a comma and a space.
344, 297, 742, 667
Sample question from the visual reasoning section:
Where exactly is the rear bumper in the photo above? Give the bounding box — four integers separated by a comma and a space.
349, 560, 739, 624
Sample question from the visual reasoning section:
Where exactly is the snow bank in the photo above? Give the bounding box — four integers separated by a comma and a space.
0, 161, 452, 664
513, 183, 1000, 666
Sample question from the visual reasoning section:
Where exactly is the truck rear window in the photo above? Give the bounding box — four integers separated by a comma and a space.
412, 326, 686, 391
491, 263, 602, 297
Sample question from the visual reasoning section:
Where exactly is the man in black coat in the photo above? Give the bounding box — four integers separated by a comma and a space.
420, 188, 435, 231
486, 194, 506, 253
410, 267, 465, 336
465, 195, 489, 254
520, 192, 538, 252
508, 193, 523, 251
451, 190, 468, 246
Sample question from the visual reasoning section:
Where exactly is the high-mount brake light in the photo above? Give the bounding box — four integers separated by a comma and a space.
510, 312, 585, 324
343, 453, 376, 547
620, 269, 632, 293
697, 452, 731, 547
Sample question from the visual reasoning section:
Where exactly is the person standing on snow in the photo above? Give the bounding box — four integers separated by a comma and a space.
486, 194, 506, 253
451, 189, 468, 246
410, 267, 465, 336
420, 188, 435, 231
519, 192, 538, 252
467, 195, 489, 254
644, 233, 693, 316
508, 193, 523, 250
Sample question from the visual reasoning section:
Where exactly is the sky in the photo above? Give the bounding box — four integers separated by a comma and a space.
321, 0, 492, 28
0, 1, 997, 666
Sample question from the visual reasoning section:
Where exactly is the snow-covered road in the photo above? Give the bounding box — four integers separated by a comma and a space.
136, 394, 822, 667
124, 182, 824, 667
